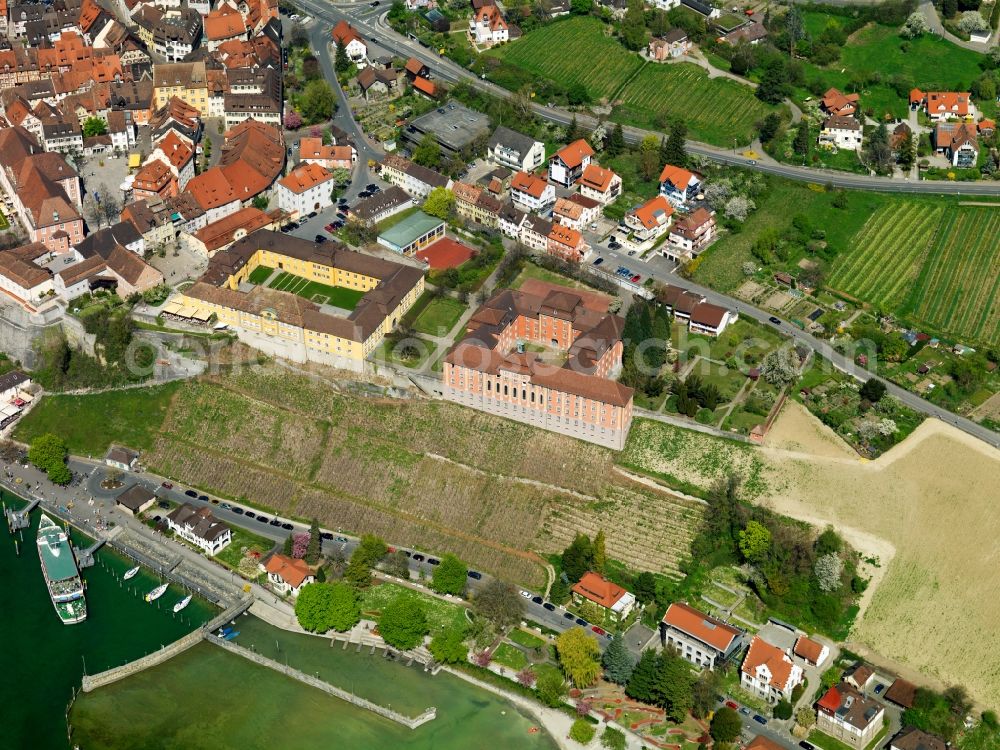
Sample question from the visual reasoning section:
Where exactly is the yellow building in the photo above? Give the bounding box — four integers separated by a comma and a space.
173, 230, 424, 369
152, 62, 210, 117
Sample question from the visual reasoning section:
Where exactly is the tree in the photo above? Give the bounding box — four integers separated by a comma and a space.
900, 11, 930, 38
692, 669, 722, 719
284, 110, 303, 130
283, 534, 294, 556
567, 82, 591, 105
606, 123, 625, 157
621, 0, 647, 50
633, 571, 656, 604
592, 529, 607, 573
536, 670, 568, 707
305, 518, 322, 564
896, 128, 916, 171
556, 627, 602, 688
860, 378, 887, 403
354, 535, 388, 568
412, 132, 441, 168
28, 434, 70, 484
774, 699, 794, 720
655, 650, 693, 721
814, 553, 844, 592
738, 520, 772, 563
378, 596, 428, 650
429, 626, 468, 663
431, 553, 468, 595
569, 719, 596, 744
472, 578, 524, 629
663, 118, 688, 168
865, 121, 893, 174
601, 632, 636, 685
294, 582, 360, 632
571, 0, 592, 13
710, 707, 742, 743
83, 117, 108, 138
757, 58, 789, 105
335, 41, 351, 73
760, 348, 800, 385
601, 726, 626, 750
625, 649, 658, 703
958, 11, 989, 34
724, 196, 755, 222
561, 533, 594, 582
567, 115, 583, 143
300, 80, 336, 125
384, 550, 411, 579
793, 120, 810, 159
423, 187, 455, 220
343, 556, 372, 588
796, 706, 817, 729
759, 112, 782, 144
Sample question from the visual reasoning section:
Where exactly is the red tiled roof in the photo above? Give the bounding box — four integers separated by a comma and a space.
511, 170, 548, 198
552, 139, 594, 169
577, 163, 617, 192
571, 572, 628, 608
746, 737, 784, 750
662, 602, 741, 652
794, 636, 825, 663
818, 685, 842, 713
741, 636, 796, 691
331, 19, 364, 47
264, 553, 312, 588
205, 2, 248, 41
405, 57, 426, 75
412, 76, 436, 96
909, 88, 924, 104
629, 195, 673, 230
659, 163, 696, 189
548, 223, 582, 248
926, 91, 971, 117
278, 162, 334, 193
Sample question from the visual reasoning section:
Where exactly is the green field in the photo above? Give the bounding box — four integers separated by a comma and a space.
493, 17, 642, 101
13, 383, 180, 456
247, 266, 275, 285
412, 296, 466, 336
214, 527, 275, 571
612, 62, 774, 146
491, 642, 528, 670
360, 582, 468, 636
829, 203, 1000, 346
268, 271, 366, 310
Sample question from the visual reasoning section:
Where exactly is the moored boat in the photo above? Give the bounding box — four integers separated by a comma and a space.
123, 565, 140, 580
36, 514, 87, 625
145, 583, 168, 602
223, 630, 240, 641
173, 594, 192, 613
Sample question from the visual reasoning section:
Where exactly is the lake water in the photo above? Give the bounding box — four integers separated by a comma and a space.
69, 614, 560, 750
1, 491, 217, 750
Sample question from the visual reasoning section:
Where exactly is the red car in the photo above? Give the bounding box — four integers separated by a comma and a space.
591, 626, 606, 635
161, 482, 173, 489
630, 274, 641, 283
725, 701, 739, 710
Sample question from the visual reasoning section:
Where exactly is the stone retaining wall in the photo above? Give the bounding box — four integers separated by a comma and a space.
81, 628, 203, 692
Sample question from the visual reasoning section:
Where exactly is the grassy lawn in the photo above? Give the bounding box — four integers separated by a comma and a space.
531, 662, 563, 684
247, 265, 275, 285
507, 628, 546, 649
492, 642, 528, 670
268, 271, 366, 310
214, 527, 275, 572
14, 383, 181, 456
372, 337, 436, 369
412, 296, 466, 336
808, 730, 866, 750
361, 582, 468, 636
510, 262, 589, 291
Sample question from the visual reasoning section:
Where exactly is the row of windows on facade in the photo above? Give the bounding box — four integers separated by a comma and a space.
454, 391, 615, 434
457, 374, 615, 418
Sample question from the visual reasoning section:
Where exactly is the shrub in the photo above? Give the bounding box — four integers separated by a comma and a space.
569, 718, 596, 744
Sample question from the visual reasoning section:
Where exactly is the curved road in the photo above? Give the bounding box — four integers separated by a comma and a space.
297, 0, 1000, 195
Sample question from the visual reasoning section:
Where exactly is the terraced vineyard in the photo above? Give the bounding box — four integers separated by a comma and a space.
538, 485, 703, 577
613, 63, 774, 145
493, 17, 642, 101
830, 202, 1000, 346
907, 207, 1000, 347
828, 201, 945, 311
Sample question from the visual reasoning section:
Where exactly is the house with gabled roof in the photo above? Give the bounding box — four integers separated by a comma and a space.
740, 635, 804, 704
576, 164, 621, 206
549, 139, 594, 187
547, 222, 588, 263
934, 122, 978, 167
469, 4, 508, 47
624, 194, 673, 241
659, 164, 701, 207
166, 503, 232, 555
888, 727, 947, 750
572, 572, 636, 618
666, 207, 716, 261
660, 601, 745, 669
922, 90, 975, 121
816, 682, 884, 749
262, 553, 314, 596
553, 193, 600, 231
793, 635, 829, 667
820, 87, 859, 117
510, 170, 555, 212
331, 20, 368, 66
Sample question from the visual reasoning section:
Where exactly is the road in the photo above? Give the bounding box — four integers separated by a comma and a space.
296, 1, 1000, 196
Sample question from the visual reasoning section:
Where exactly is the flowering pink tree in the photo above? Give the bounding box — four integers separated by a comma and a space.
472, 650, 492, 667
283, 111, 303, 130
291, 532, 311, 559
575, 699, 591, 717
517, 668, 536, 687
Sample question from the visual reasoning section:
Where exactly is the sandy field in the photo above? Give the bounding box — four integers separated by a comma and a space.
762, 406, 1000, 704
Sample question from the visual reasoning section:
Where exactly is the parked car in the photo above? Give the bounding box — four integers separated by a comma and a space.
232, 507, 244, 515
315, 235, 327, 243
738, 707, 751, 716
519, 590, 533, 599
184, 489, 198, 498
157, 500, 170, 509
325, 223, 336, 232
542, 602, 555, 611
799, 742, 816, 750
281, 523, 293, 530
592, 257, 604, 265
366, 183, 378, 191
244, 511, 256, 519
320, 532, 334, 540
220, 503, 232, 510
331, 220, 344, 230
591, 626, 606, 635
336, 536, 348, 543
412, 553, 425, 562
210, 498, 219, 505
768, 316, 782, 326
269, 518, 281, 526
198, 494, 209, 502
874, 684, 885, 695
630, 274, 641, 283
753, 715, 767, 726
531, 596, 543, 604
725, 701, 739, 710
562, 612, 574, 620
627, 250, 637, 257
467, 570, 483, 580
256, 516, 269, 524
427, 557, 440, 566
575, 618, 588, 627
161, 482, 173, 489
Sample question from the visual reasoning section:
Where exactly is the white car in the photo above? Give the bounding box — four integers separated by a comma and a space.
520, 590, 533, 600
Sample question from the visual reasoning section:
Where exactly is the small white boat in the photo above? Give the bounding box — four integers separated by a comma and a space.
124, 566, 140, 580
173, 594, 192, 613
145, 583, 168, 602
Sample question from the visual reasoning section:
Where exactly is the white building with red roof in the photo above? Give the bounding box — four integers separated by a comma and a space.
740, 635, 804, 703
549, 139, 594, 187
331, 20, 368, 66
275, 162, 335, 218
924, 91, 975, 121
262, 553, 314, 597
794, 635, 829, 667
624, 194, 674, 242
659, 164, 701, 208
571, 572, 636, 618
816, 682, 885, 749
576, 164, 621, 206
510, 170, 555, 212
661, 602, 745, 669
469, 4, 508, 47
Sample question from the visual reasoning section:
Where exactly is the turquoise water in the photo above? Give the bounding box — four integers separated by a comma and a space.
1, 491, 217, 750
70, 618, 560, 749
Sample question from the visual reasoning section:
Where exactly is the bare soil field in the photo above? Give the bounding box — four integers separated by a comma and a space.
625, 409, 1000, 705
764, 400, 859, 461
142, 366, 701, 587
